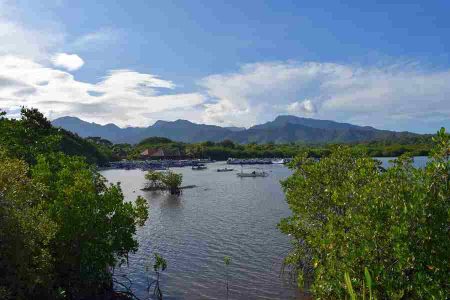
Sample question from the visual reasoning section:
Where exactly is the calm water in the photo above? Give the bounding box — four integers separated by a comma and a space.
101, 163, 302, 300
100, 157, 428, 299
375, 156, 428, 168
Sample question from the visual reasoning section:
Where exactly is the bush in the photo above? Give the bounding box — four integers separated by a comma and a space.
0, 151, 149, 298
144, 170, 183, 195
279, 128, 449, 299
161, 171, 183, 195
145, 170, 164, 188
0, 108, 149, 298
0, 151, 56, 299
31, 153, 149, 297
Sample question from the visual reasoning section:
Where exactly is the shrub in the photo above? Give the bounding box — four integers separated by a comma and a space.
279, 128, 449, 299
160, 171, 183, 195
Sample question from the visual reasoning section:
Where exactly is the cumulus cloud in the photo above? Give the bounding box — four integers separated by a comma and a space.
2, 53, 449, 131
52, 53, 84, 71
0, 55, 205, 126
286, 99, 316, 115
199, 61, 450, 131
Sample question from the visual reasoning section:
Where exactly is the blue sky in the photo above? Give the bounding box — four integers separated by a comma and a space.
0, 0, 449, 132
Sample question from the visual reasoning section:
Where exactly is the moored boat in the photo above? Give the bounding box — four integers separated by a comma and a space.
271, 158, 285, 164
217, 167, 234, 172
237, 170, 268, 177
192, 164, 207, 170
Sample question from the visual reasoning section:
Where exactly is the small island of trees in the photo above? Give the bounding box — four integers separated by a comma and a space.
144, 170, 185, 195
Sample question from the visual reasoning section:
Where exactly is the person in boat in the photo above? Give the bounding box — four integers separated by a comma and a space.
252, 171, 256, 174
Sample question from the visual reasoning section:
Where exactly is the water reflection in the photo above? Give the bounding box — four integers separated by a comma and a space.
101, 163, 302, 299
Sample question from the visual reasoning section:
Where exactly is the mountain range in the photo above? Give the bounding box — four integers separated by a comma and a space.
51, 115, 418, 144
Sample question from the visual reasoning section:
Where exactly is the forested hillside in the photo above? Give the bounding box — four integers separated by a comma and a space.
52, 115, 420, 144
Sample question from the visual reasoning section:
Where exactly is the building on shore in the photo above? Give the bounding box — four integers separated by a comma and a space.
140, 148, 183, 160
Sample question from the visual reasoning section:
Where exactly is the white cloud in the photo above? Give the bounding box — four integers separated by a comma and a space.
52, 53, 84, 71
0, 8, 64, 60
70, 28, 122, 51
199, 61, 450, 131
1, 53, 449, 131
0, 55, 205, 127
286, 99, 316, 115
0, 1, 205, 127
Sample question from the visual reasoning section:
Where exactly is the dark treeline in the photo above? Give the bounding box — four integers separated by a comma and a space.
18, 113, 431, 163
0, 108, 148, 299
108, 135, 434, 162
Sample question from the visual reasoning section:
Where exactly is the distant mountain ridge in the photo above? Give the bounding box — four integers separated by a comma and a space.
52, 115, 418, 144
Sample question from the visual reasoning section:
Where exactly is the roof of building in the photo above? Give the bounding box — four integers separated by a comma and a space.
140, 148, 181, 157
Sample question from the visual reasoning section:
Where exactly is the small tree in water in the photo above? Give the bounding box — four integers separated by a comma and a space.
144, 170, 182, 194
223, 256, 231, 299
147, 253, 167, 300
160, 171, 183, 195
145, 170, 164, 189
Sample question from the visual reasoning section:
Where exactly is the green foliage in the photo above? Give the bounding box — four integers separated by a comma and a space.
224, 256, 231, 266
112, 130, 434, 161
30, 153, 149, 297
146, 253, 167, 300
152, 253, 168, 273
0, 108, 111, 165
0, 151, 57, 299
279, 128, 449, 299
183, 138, 431, 161
223, 256, 232, 299
59, 129, 111, 165
145, 170, 165, 188
145, 170, 183, 194
138, 136, 173, 146
110, 143, 133, 160
0, 108, 150, 298
345, 268, 375, 300
0, 108, 60, 164
161, 171, 183, 195
344, 272, 356, 300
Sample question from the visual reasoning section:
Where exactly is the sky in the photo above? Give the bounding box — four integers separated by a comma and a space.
0, 0, 449, 133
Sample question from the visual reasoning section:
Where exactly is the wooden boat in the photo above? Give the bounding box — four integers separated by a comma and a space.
237, 170, 268, 177
192, 164, 207, 170
217, 168, 234, 172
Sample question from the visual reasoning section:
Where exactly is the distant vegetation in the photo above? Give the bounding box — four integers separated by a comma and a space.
47, 114, 437, 162
120, 136, 434, 162
279, 128, 449, 299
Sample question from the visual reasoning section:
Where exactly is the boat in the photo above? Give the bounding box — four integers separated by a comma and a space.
271, 158, 285, 164
237, 170, 268, 177
227, 158, 272, 165
192, 164, 207, 170
217, 167, 234, 172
